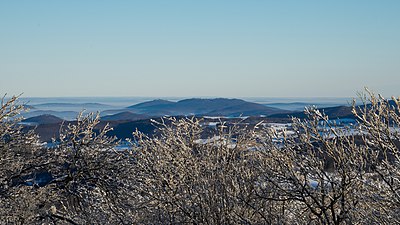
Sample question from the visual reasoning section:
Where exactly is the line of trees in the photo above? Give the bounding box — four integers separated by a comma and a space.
1, 91, 400, 224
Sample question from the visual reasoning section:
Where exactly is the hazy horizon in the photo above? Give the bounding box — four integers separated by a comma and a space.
18, 96, 354, 108
1, 1, 399, 97
17, 96, 354, 119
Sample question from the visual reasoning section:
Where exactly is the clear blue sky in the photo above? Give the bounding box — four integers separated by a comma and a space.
1, 1, 399, 97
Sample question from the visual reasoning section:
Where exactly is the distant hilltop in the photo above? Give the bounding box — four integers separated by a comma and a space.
126, 98, 289, 117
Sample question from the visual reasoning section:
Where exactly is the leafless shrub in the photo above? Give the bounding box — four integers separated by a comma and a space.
130, 117, 270, 224
352, 89, 400, 224
41, 112, 136, 224
256, 107, 369, 224
0, 98, 135, 224
0, 95, 44, 224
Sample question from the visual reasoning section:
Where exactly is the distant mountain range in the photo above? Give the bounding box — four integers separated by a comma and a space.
269, 105, 355, 120
21, 110, 79, 120
268, 100, 398, 120
22, 114, 64, 125
126, 98, 289, 116
20, 97, 365, 142
21, 98, 364, 123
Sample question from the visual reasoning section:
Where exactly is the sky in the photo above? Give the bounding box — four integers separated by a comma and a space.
1, 1, 399, 98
